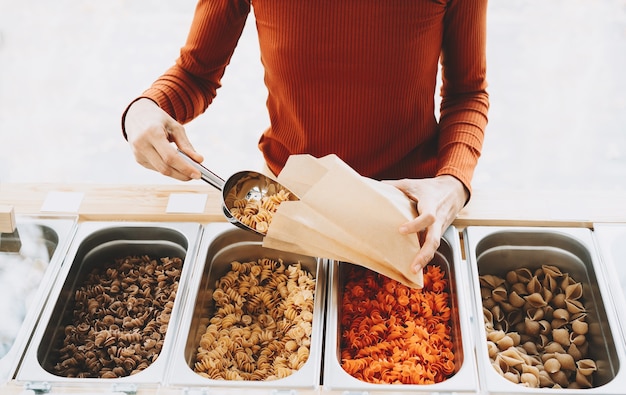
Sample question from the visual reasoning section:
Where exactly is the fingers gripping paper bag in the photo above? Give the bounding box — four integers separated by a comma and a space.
263, 154, 423, 288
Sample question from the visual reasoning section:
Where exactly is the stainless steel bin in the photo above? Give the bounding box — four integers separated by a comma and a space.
166, 223, 326, 394
593, 224, 626, 353
15, 221, 201, 393
465, 226, 626, 394
0, 216, 76, 385
323, 226, 479, 394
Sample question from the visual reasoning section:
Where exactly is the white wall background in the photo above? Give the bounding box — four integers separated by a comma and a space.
1, 0, 625, 192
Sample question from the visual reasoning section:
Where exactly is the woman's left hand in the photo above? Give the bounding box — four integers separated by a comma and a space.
384, 175, 469, 274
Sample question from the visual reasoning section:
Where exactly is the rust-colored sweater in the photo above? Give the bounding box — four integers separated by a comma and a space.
129, 0, 489, 191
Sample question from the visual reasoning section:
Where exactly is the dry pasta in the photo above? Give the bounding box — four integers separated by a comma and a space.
340, 264, 455, 385
228, 187, 293, 234
194, 258, 316, 381
480, 265, 598, 389
52, 255, 181, 378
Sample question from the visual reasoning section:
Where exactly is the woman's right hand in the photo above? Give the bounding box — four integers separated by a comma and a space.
123, 98, 204, 181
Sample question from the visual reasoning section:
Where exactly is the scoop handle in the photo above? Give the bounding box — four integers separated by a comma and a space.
176, 149, 225, 191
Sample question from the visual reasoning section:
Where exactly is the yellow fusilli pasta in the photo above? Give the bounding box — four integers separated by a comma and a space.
194, 258, 316, 381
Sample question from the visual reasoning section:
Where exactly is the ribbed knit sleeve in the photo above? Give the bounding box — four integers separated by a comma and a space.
142, 0, 251, 124
437, 0, 490, 193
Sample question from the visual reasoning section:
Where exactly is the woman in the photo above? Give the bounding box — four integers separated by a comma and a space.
122, 0, 489, 274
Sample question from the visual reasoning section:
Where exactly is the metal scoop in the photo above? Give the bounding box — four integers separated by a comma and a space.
177, 149, 297, 236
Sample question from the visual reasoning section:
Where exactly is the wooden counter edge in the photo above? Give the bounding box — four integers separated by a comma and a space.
1, 183, 624, 226
0, 183, 224, 223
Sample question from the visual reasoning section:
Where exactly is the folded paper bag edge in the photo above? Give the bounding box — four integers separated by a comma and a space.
276, 154, 339, 197
267, 176, 424, 287
272, 154, 423, 288
295, 160, 422, 267
264, 208, 421, 287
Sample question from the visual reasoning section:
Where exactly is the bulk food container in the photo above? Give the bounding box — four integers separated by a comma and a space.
323, 226, 479, 394
165, 223, 326, 395
14, 221, 201, 394
0, 215, 76, 386
592, 224, 626, 353
464, 226, 626, 395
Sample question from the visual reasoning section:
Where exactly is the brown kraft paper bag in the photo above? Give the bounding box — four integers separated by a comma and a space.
263, 154, 423, 288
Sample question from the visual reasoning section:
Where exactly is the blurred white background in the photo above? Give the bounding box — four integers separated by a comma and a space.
1, 0, 625, 192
